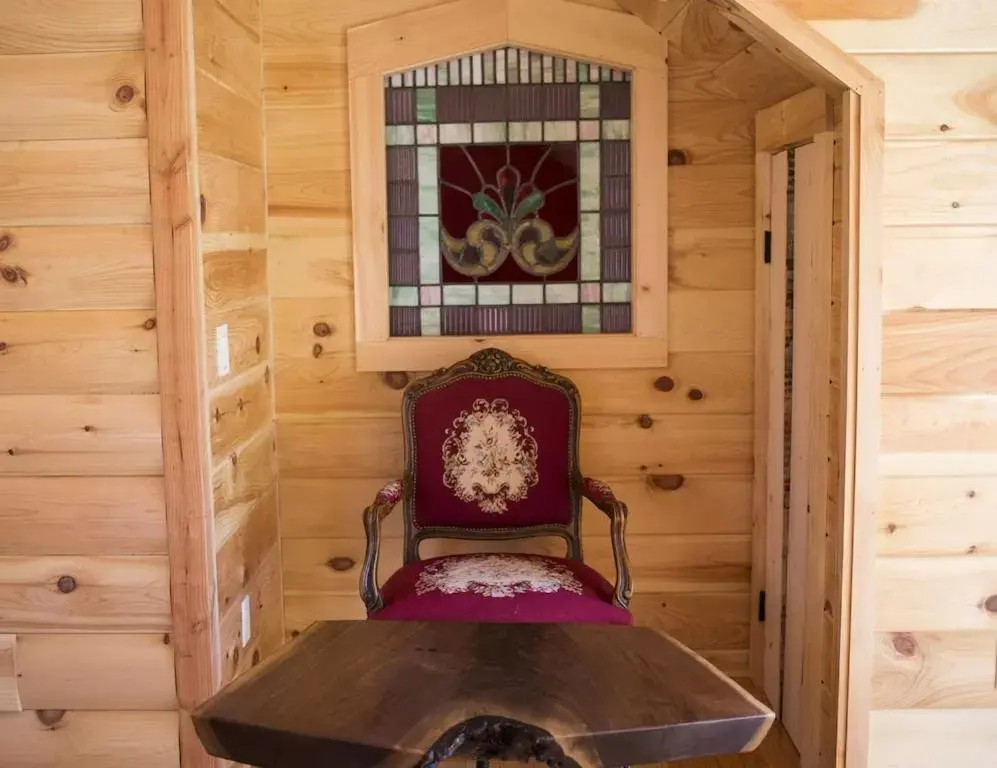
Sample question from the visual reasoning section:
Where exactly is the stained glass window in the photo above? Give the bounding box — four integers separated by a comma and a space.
384, 48, 632, 337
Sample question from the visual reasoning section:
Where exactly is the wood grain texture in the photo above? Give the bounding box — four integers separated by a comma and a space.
214, 424, 278, 546
193, 0, 263, 103
0, 0, 144, 53
868, 709, 997, 768
0, 634, 19, 712
0, 710, 180, 768
207, 300, 270, 387
0, 225, 154, 311
217, 489, 279, 613
200, 153, 267, 234
196, 71, 265, 168
209, 364, 274, 459
16, 632, 176, 710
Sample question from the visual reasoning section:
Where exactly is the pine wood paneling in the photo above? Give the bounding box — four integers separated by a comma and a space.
668, 290, 755, 352
0, 139, 150, 226
16, 633, 175, 710
868, 710, 997, 768
204, 248, 268, 312
0, 710, 179, 768
199, 152, 267, 234
0, 0, 145, 54
0, 555, 170, 631
209, 364, 274, 459
670, 165, 754, 227
196, 71, 264, 168
213, 424, 278, 547
0, 394, 164, 476
0, 310, 158, 394
193, 0, 263, 103
216, 489, 279, 614
0, 477, 167, 556
669, 227, 754, 290
206, 299, 270, 388
0, 225, 154, 312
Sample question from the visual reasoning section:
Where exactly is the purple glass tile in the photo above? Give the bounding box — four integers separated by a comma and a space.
437, 87, 474, 123
385, 89, 414, 125
387, 181, 417, 216
472, 85, 508, 122
510, 305, 544, 334
602, 213, 630, 248
442, 306, 476, 335
545, 304, 582, 333
387, 147, 417, 181
389, 251, 420, 285
508, 84, 543, 121
602, 176, 629, 211
543, 84, 579, 120
477, 306, 510, 334
601, 304, 631, 333
388, 217, 418, 251
390, 307, 421, 336
602, 248, 631, 281
599, 82, 631, 119
601, 141, 630, 176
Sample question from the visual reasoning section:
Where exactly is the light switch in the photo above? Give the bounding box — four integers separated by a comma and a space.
216, 324, 230, 377
240, 595, 251, 647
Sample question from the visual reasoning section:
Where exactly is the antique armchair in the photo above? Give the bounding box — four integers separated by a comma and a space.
360, 348, 633, 625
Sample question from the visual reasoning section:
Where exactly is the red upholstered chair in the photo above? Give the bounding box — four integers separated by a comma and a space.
360, 348, 633, 625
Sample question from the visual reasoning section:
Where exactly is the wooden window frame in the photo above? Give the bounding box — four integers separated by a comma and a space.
345, 0, 669, 371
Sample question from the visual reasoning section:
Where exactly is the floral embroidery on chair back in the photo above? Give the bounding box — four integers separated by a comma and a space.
402, 349, 582, 544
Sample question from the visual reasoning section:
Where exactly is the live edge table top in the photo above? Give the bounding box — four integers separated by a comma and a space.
192, 621, 774, 768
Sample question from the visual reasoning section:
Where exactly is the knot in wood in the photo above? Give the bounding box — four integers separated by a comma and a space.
984, 595, 997, 614
653, 375, 675, 392
252, 649, 261, 666
232, 645, 240, 666
312, 342, 323, 358
637, 414, 654, 429
885, 522, 897, 534
312, 321, 333, 337
382, 371, 410, 390
237, 397, 245, 412
57, 575, 78, 594
326, 556, 356, 572
36, 710, 66, 727
649, 474, 685, 491
0, 266, 20, 284
687, 388, 704, 401
0, 342, 7, 353
0, 234, 11, 251
115, 84, 136, 103
668, 149, 689, 166
255, 334, 261, 354
143, 317, 156, 330
939, 123, 951, 132
264, 365, 271, 384
891, 633, 917, 657
83, 424, 95, 432
199, 194, 207, 224
967, 489, 977, 498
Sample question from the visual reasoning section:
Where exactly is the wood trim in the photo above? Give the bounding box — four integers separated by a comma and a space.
143, 1, 220, 767
755, 88, 829, 153
0, 634, 20, 712
615, 0, 690, 33
749, 151, 771, 694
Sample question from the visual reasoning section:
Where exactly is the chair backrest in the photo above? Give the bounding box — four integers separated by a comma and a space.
401, 348, 582, 563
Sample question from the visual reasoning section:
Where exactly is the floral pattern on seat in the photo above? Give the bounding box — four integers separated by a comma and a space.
414, 553, 583, 598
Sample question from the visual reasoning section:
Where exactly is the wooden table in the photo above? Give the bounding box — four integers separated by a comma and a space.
192, 621, 773, 768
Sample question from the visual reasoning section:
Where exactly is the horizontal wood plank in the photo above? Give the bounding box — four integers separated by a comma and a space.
0, 477, 166, 555
0, 51, 146, 141
0, 0, 144, 53
669, 227, 754, 290
200, 152, 267, 234
204, 247, 269, 313
263, 46, 347, 108
668, 290, 754, 352
0, 139, 150, 226
217, 488, 279, 614
207, 299, 270, 387
0, 710, 179, 768
0, 394, 163, 476
670, 165, 753, 228
196, 70, 264, 168
214, 424, 279, 548
194, 0, 263, 103
0, 634, 18, 712
869, 710, 997, 768
0, 310, 158, 394
16, 633, 175, 710
209, 364, 274, 458
0, 555, 170, 631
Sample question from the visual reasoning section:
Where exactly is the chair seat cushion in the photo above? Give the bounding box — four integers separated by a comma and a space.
372, 553, 633, 625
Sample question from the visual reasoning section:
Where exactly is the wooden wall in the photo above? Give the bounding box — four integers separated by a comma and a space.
797, 1, 997, 765
262, 0, 807, 680
192, 0, 284, 688
0, 0, 178, 765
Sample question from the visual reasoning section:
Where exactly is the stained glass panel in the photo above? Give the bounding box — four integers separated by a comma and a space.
385, 47, 632, 337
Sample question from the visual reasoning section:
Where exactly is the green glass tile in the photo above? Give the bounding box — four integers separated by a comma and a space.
603, 282, 631, 302
439, 123, 472, 144
390, 286, 418, 306
508, 121, 542, 143
602, 119, 631, 140
582, 305, 601, 334
478, 284, 510, 305
581, 213, 601, 281
545, 283, 579, 304
512, 284, 544, 304
473, 122, 507, 143
417, 148, 438, 215
578, 63, 589, 83
579, 84, 600, 119
419, 216, 440, 283
542, 54, 553, 83
443, 285, 476, 305
436, 63, 448, 87
421, 307, 441, 336
543, 121, 577, 141
385, 125, 415, 146
580, 143, 600, 212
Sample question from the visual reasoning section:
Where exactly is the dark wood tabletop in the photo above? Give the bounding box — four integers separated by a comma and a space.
192, 621, 773, 768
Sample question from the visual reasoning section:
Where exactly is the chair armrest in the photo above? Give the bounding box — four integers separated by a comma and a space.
581, 477, 633, 610
360, 479, 406, 614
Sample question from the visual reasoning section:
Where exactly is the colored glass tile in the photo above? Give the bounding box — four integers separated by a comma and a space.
419, 216, 440, 283
579, 84, 600, 119
437, 88, 473, 122
602, 247, 630, 281
386, 125, 415, 145
478, 284, 511, 305
478, 306, 510, 334
416, 88, 436, 122
600, 81, 631, 119
508, 121, 543, 143
580, 282, 601, 303
566, 60, 577, 83
579, 120, 599, 141
578, 63, 589, 82
543, 121, 577, 141
473, 122, 507, 143
530, 52, 542, 83
602, 303, 631, 333
390, 286, 419, 306
472, 54, 483, 85
416, 124, 438, 145
507, 48, 519, 84
404, 71, 414, 87
389, 217, 418, 251
390, 74, 403, 88
580, 213, 601, 281
436, 63, 448, 86
602, 176, 628, 211
461, 56, 472, 85
602, 212, 630, 247
579, 142, 600, 212
389, 251, 419, 285
388, 181, 417, 216
495, 49, 506, 84
415, 69, 426, 87
554, 57, 565, 83
544, 84, 579, 120
547, 304, 581, 332
386, 88, 414, 124
510, 304, 544, 333
542, 54, 554, 83
417, 147, 438, 215
421, 307, 441, 335
513, 284, 544, 304
545, 283, 579, 303
443, 285, 476, 305
390, 306, 420, 336
602, 282, 631, 302
602, 119, 631, 140
508, 84, 543, 121
439, 123, 473, 144
420, 285, 442, 305
483, 52, 495, 84
602, 141, 629, 175
582, 305, 601, 333
443, 306, 476, 335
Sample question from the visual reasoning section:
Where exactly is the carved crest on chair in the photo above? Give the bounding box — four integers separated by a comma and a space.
442, 398, 539, 514
415, 554, 583, 599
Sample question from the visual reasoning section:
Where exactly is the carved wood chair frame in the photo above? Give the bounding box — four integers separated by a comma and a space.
360, 348, 633, 615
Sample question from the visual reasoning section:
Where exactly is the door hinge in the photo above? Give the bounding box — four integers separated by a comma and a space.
763, 230, 772, 264
758, 590, 767, 622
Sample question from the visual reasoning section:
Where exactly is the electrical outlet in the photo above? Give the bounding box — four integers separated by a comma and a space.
216, 324, 230, 378
240, 595, 251, 647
